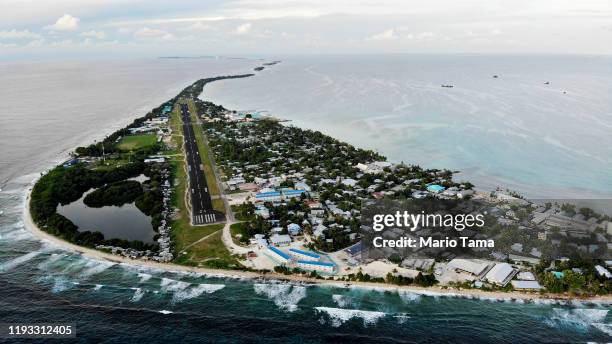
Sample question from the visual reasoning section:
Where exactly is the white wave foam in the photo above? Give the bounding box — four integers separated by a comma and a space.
397, 290, 421, 303
332, 294, 353, 308
545, 308, 609, 331
137, 273, 152, 283
158, 310, 173, 315
131, 288, 145, 302
160, 277, 190, 293
592, 323, 612, 336
51, 276, 78, 293
78, 260, 115, 278
315, 307, 387, 327
93, 284, 103, 291
172, 284, 225, 303
394, 313, 411, 324
37, 253, 65, 270
254, 283, 307, 312
0, 251, 41, 272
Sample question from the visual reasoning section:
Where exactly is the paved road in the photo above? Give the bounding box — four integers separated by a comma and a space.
179, 103, 224, 225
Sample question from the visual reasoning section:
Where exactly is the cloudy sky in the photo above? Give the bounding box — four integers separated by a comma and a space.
1, 0, 611, 59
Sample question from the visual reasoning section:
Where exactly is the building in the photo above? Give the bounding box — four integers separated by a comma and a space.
296, 260, 336, 273
269, 234, 291, 247
341, 178, 358, 187
511, 280, 543, 290
516, 271, 536, 281
485, 263, 517, 286
595, 265, 612, 279
267, 246, 290, 263
144, 157, 166, 163
289, 248, 320, 261
287, 223, 302, 236
427, 184, 446, 193
282, 189, 307, 199
255, 191, 282, 202
447, 259, 490, 277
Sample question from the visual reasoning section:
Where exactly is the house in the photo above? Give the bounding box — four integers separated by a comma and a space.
269, 234, 291, 247
313, 224, 327, 238
485, 263, 517, 286
595, 265, 612, 279
287, 223, 302, 236
341, 178, 358, 187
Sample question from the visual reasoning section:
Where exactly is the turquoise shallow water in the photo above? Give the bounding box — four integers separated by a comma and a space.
204, 55, 612, 200
0, 57, 611, 342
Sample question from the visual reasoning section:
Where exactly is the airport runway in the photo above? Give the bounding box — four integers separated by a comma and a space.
179, 103, 224, 225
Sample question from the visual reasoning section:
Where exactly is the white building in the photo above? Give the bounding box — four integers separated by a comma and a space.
295, 260, 335, 273
269, 234, 291, 247
595, 265, 612, 279
485, 263, 517, 286
447, 259, 490, 277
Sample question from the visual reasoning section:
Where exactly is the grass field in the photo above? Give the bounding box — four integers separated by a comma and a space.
174, 230, 242, 269
116, 134, 157, 151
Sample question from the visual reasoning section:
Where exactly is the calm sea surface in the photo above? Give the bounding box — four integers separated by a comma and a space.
0, 57, 610, 343
205, 55, 612, 200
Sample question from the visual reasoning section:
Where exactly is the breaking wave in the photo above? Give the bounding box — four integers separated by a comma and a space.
253, 283, 307, 312
131, 288, 145, 302
0, 251, 41, 272
172, 284, 225, 303
160, 278, 190, 293
397, 290, 421, 303
332, 294, 353, 308
93, 284, 103, 291
544, 308, 610, 334
315, 307, 387, 327
137, 273, 152, 283
78, 260, 115, 278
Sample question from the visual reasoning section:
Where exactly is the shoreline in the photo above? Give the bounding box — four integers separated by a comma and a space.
22, 190, 612, 304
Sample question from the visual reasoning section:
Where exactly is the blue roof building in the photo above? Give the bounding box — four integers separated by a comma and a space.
267, 246, 290, 263
289, 248, 320, 260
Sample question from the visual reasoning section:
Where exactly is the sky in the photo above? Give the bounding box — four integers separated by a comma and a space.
1, 0, 611, 59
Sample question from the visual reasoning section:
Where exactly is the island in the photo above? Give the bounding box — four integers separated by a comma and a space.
25, 65, 612, 301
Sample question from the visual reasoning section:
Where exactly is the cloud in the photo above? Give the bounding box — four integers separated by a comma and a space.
80, 30, 106, 39
369, 28, 395, 40
45, 14, 80, 31
133, 27, 176, 41
134, 27, 167, 38
0, 29, 41, 39
235, 22, 252, 34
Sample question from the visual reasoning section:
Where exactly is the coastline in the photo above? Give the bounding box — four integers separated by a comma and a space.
22, 189, 612, 304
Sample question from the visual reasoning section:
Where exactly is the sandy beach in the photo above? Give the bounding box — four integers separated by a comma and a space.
22, 190, 612, 304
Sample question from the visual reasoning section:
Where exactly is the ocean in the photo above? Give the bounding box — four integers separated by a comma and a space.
204, 54, 612, 200
0, 57, 610, 343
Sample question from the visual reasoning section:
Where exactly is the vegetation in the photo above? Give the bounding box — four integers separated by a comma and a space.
116, 134, 157, 151
83, 180, 143, 207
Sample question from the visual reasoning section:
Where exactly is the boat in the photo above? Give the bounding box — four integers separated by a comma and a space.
493, 75, 499, 78
544, 81, 550, 85
441, 84, 454, 88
